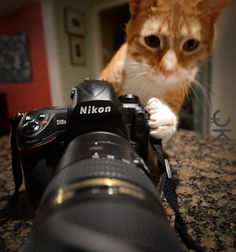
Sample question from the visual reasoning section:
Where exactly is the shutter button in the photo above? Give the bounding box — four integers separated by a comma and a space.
23, 120, 40, 135
25, 115, 33, 122
38, 114, 47, 120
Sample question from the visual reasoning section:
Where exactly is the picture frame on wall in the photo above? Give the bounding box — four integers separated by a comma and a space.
65, 8, 85, 36
69, 35, 86, 66
0, 31, 32, 83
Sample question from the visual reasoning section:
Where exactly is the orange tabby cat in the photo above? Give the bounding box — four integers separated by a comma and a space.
101, 0, 229, 143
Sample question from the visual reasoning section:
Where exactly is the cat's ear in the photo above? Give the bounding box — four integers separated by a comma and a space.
129, 0, 141, 17
129, 0, 157, 18
198, 0, 230, 22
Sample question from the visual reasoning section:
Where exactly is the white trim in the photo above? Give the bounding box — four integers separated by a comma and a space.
91, 0, 129, 76
42, 0, 65, 106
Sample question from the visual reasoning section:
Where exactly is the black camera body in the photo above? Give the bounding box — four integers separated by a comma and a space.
15, 79, 185, 252
16, 79, 149, 206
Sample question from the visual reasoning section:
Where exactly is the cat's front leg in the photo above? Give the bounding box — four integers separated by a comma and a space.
146, 98, 178, 144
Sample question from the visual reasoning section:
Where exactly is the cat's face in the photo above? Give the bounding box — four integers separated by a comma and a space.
126, 0, 229, 86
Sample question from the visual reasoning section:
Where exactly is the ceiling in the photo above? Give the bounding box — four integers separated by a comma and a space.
0, 0, 40, 16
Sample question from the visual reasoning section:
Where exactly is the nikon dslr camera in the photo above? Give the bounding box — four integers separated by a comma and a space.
16, 79, 150, 206
15, 79, 184, 252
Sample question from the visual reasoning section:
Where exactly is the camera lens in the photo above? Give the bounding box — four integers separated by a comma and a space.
24, 132, 184, 252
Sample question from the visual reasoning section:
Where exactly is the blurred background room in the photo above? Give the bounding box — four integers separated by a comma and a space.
0, 1, 235, 252
0, 0, 235, 139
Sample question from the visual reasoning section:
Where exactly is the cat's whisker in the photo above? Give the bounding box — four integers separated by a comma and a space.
191, 77, 211, 107
185, 75, 201, 102
190, 83, 202, 106
184, 74, 211, 113
180, 81, 192, 106
181, 82, 191, 104
132, 70, 148, 81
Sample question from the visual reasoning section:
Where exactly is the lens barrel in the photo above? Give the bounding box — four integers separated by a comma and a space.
24, 132, 184, 252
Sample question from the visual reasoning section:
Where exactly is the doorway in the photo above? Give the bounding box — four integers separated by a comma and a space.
99, 3, 130, 67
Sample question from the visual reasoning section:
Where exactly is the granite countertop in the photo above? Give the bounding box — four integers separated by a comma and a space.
0, 130, 235, 251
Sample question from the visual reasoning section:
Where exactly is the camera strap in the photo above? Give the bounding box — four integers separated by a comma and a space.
150, 138, 204, 252
0, 113, 23, 221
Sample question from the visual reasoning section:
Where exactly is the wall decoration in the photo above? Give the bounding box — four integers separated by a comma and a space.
65, 8, 85, 36
0, 31, 32, 83
69, 35, 86, 65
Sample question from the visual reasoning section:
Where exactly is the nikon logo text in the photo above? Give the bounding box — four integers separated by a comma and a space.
80, 105, 112, 115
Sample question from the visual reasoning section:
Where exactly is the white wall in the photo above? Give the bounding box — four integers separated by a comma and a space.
43, 0, 92, 106
210, 1, 236, 140
42, 0, 64, 106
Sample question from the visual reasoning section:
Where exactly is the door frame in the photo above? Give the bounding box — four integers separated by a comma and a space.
91, 0, 128, 76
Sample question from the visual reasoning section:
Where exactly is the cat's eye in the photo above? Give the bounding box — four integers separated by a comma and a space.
183, 39, 200, 52
144, 35, 161, 48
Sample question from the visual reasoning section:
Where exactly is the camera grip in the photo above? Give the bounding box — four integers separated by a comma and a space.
16, 107, 68, 151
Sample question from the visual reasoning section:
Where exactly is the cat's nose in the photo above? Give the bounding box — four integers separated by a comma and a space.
161, 69, 175, 77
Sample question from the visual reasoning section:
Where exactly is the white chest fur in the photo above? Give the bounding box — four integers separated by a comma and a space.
122, 57, 177, 105
123, 74, 165, 105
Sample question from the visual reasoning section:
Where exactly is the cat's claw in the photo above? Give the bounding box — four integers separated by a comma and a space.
146, 98, 177, 144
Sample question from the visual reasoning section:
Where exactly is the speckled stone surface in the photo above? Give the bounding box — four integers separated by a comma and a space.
0, 130, 235, 251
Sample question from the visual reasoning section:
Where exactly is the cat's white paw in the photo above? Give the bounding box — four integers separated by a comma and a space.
146, 98, 177, 144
